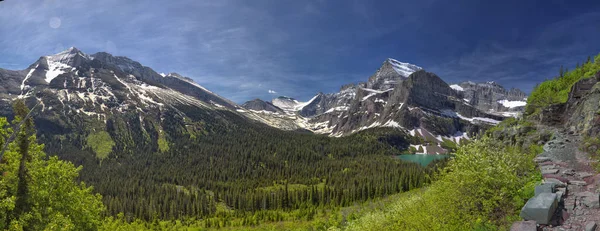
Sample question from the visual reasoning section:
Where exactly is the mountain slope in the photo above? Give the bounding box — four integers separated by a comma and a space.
242, 59, 526, 154
0, 48, 437, 223
452, 81, 528, 116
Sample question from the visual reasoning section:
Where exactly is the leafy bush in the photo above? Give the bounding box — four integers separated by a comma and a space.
440, 138, 458, 152
345, 137, 542, 231
0, 111, 104, 230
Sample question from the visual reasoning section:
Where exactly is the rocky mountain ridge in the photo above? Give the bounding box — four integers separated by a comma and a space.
243, 59, 528, 150
0, 48, 528, 155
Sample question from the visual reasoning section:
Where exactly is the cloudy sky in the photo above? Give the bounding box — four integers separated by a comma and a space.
2, 0, 600, 103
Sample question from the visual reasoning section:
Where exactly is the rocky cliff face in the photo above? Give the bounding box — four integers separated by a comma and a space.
244, 59, 523, 138
242, 99, 283, 113
0, 47, 276, 157
0, 48, 527, 156
536, 72, 600, 136
239, 59, 525, 154
330, 70, 501, 136
452, 81, 528, 116
366, 58, 421, 90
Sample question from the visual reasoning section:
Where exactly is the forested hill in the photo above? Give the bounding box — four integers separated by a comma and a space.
56, 108, 437, 223
1, 95, 443, 229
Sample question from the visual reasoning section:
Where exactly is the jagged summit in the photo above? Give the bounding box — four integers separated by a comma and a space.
0, 48, 529, 142
385, 58, 422, 77
45, 46, 90, 68
242, 98, 283, 113
366, 58, 422, 91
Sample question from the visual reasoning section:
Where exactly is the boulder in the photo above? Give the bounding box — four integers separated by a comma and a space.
586, 221, 597, 231
520, 193, 558, 225
535, 184, 555, 196
510, 220, 537, 231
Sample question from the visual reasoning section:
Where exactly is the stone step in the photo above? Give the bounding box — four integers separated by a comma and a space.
542, 169, 560, 175
535, 184, 555, 196
586, 221, 597, 231
579, 172, 595, 179
520, 193, 558, 225
544, 176, 569, 186
570, 180, 587, 186
535, 157, 552, 163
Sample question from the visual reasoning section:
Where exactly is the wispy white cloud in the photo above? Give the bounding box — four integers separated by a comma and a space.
268, 90, 277, 94
0, 0, 388, 103
2, 0, 600, 103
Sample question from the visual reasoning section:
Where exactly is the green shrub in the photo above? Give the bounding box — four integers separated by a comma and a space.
346, 137, 542, 231
440, 138, 458, 152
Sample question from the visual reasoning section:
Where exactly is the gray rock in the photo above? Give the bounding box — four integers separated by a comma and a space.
583, 195, 600, 208
535, 157, 552, 163
242, 99, 285, 113
541, 165, 557, 170
535, 184, 556, 196
556, 190, 565, 203
585, 221, 597, 231
570, 180, 588, 186
520, 193, 558, 225
563, 169, 576, 176
545, 178, 567, 187
510, 220, 537, 231
579, 172, 595, 179
542, 169, 560, 175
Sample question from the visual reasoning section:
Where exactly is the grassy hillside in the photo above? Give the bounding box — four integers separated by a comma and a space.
526, 53, 600, 115
345, 137, 542, 230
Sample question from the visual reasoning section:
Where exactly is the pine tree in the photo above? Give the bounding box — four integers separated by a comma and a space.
559, 65, 565, 77
12, 100, 34, 224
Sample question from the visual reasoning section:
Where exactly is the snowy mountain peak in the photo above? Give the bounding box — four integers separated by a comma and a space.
46, 47, 90, 67
385, 58, 422, 77
272, 96, 300, 111
166, 72, 183, 78
365, 58, 422, 91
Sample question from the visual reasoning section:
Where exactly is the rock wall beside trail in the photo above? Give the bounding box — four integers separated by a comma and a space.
537, 72, 600, 137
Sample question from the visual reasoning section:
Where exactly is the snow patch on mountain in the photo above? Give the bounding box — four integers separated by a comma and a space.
361, 88, 392, 94
294, 94, 320, 111
449, 84, 464, 91
386, 58, 422, 76
441, 109, 501, 125
383, 120, 402, 128
21, 64, 38, 92
272, 97, 301, 111
324, 106, 349, 114
45, 60, 71, 83
272, 95, 319, 112
362, 93, 376, 101
46, 47, 90, 63
497, 99, 527, 108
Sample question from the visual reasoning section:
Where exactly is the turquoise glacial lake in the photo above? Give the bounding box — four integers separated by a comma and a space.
396, 154, 449, 166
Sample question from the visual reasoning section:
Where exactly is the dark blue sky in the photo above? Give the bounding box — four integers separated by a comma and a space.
2, 0, 600, 103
